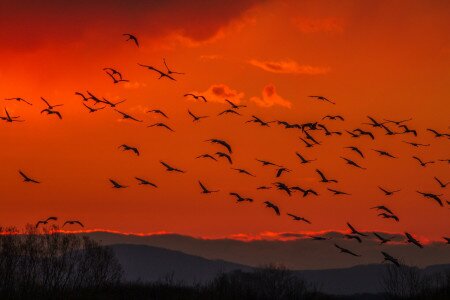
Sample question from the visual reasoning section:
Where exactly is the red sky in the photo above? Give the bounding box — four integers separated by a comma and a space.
0, 0, 449, 240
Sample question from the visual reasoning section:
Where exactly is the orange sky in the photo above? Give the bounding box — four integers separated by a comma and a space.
0, 0, 449, 240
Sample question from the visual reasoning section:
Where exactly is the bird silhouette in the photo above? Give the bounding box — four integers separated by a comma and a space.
229, 193, 253, 202
35, 216, 57, 228
138, 63, 175, 80
109, 179, 128, 189
135, 177, 157, 188
160, 161, 185, 173
118, 144, 140, 156
316, 169, 338, 183
188, 110, 209, 122
257, 185, 272, 190
347, 223, 367, 237
345, 234, 362, 243
318, 124, 341, 136
256, 159, 281, 167
372, 149, 397, 158
309, 236, 331, 241
1, 108, 24, 122
416, 191, 444, 207
346, 130, 360, 138
299, 137, 314, 148
345, 146, 364, 158
287, 213, 311, 224
438, 159, 450, 164
427, 128, 450, 138
102, 98, 126, 108
206, 139, 232, 153
322, 115, 344, 121
41, 108, 62, 119
380, 124, 398, 136
434, 177, 449, 188
5, 97, 32, 105
246, 115, 273, 127
412, 156, 434, 167
334, 244, 360, 257
290, 186, 319, 197
384, 118, 412, 125
295, 152, 316, 164
19, 170, 40, 183
378, 213, 399, 222
371, 205, 395, 215
83, 103, 105, 113
264, 201, 280, 215
225, 99, 246, 109
378, 186, 401, 196
163, 58, 184, 75
232, 168, 256, 177
373, 232, 391, 244
147, 109, 169, 118
105, 70, 129, 84
86, 91, 105, 105
275, 167, 291, 178
273, 182, 291, 196
41, 97, 63, 109
196, 154, 217, 161
123, 33, 139, 47
402, 141, 430, 147
405, 232, 423, 248
309, 95, 335, 104
443, 237, 450, 244
103, 67, 124, 79
353, 128, 375, 140
199, 181, 219, 194
381, 251, 400, 267
216, 152, 233, 164
399, 125, 417, 136
327, 188, 350, 196
218, 109, 241, 116
115, 109, 142, 122
184, 93, 207, 102
363, 116, 386, 128
341, 157, 366, 169
63, 220, 84, 228
148, 122, 174, 132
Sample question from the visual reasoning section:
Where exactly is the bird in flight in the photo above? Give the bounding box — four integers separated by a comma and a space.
35, 216, 57, 228
147, 109, 169, 119
86, 91, 106, 105
334, 244, 360, 257
327, 188, 350, 196
434, 177, 449, 188
416, 191, 444, 207
299, 137, 314, 148
273, 182, 291, 196
188, 110, 209, 122
264, 201, 280, 216
102, 98, 126, 108
225, 99, 246, 109
443, 237, 450, 244
412, 156, 435, 167
115, 109, 142, 122
363, 116, 386, 128
199, 181, 219, 194
295, 152, 316, 164
246, 115, 273, 127
5, 97, 32, 105
138, 63, 175, 81
109, 179, 128, 189
405, 232, 423, 248
287, 213, 311, 224
353, 128, 375, 140
345, 146, 364, 158
160, 161, 185, 173
1, 108, 24, 122
290, 186, 319, 197
135, 177, 157, 188
381, 251, 400, 267
427, 128, 450, 138
163, 58, 184, 75
309, 235, 331, 241
316, 169, 338, 183
372, 149, 397, 158
216, 152, 233, 164
345, 234, 362, 243
229, 193, 253, 203
275, 167, 291, 178
123, 33, 139, 47
19, 170, 40, 184
105, 70, 129, 84
399, 125, 417, 136
378, 186, 401, 196
196, 154, 217, 161
232, 168, 256, 177
206, 139, 232, 153
373, 232, 391, 244
378, 213, 399, 222
218, 109, 241, 116
347, 222, 367, 237
63, 220, 84, 228
184, 93, 207, 102
309, 95, 335, 104
148, 122, 175, 132
41, 97, 63, 110
341, 157, 366, 169
384, 118, 412, 126
118, 144, 140, 156
402, 141, 430, 148
83, 103, 105, 113
256, 159, 281, 167
371, 205, 395, 215
41, 108, 62, 119
322, 115, 344, 121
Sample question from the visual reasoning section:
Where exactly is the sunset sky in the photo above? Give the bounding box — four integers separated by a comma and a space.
1, 0, 449, 241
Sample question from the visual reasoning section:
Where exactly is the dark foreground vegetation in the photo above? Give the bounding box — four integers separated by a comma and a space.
0, 226, 449, 299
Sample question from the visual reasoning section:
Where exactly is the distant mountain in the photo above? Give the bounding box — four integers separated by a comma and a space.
111, 243, 450, 295
86, 231, 450, 270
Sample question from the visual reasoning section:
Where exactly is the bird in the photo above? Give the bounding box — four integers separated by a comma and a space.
299, 137, 314, 148
198, 181, 219, 194
378, 213, 399, 222
443, 237, 450, 244
334, 244, 360, 257
327, 188, 350, 196
322, 115, 344, 121
273, 182, 292, 196
346, 130, 360, 138
372, 149, 397, 158
256, 159, 281, 167
434, 177, 449, 188
371, 205, 395, 215
118, 144, 139, 156
123, 33, 139, 47
378, 186, 401, 196
416, 191, 444, 207
184, 93, 207, 102
102, 98, 126, 108
438, 159, 450, 164
35, 216, 57, 228
148, 122, 175, 132
86, 91, 105, 105
229, 193, 253, 203
309, 95, 335, 104
399, 125, 417, 136
373, 232, 391, 244
257, 185, 272, 190
427, 128, 450, 138
363, 116, 386, 128
19, 170, 40, 184
412, 156, 434, 167
316, 169, 338, 183
345, 146, 364, 158
309, 236, 331, 241
295, 152, 316, 164
196, 154, 217, 161
384, 118, 412, 125
135, 177, 157, 188
138, 63, 176, 81
287, 213, 311, 224
63, 220, 84, 228
347, 223, 367, 237
304, 131, 321, 145
380, 124, 398, 136
232, 168, 256, 177
264, 201, 280, 215
160, 161, 185, 173
218, 109, 241, 116
109, 179, 128, 189
41, 108, 62, 119
402, 141, 430, 148
345, 234, 362, 243
381, 251, 400, 267
275, 167, 291, 178
353, 128, 375, 140
225, 99, 246, 109
215, 152, 233, 164
405, 232, 423, 248
318, 124, 341, 136
1, 108, 24, 122
163, 58, 184, 75
115, 109, 142, 122
188, 110, 209, 122
5, 97, 32, 105
290, 186, 319, 197
206, 139, 232, 153
147, 109, 169, 118
103, 67, 124, 80
83, 103, 105, 113
105, 71, 129, 84
341, 157, 366, 169
41, 97, 63, 109
246, 115, 273, 127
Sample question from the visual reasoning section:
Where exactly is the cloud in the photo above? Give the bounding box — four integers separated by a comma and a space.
250, 84, 292, 108
192, 83, 244, 104
292, 17, 344, 33
249, 59, 330, 75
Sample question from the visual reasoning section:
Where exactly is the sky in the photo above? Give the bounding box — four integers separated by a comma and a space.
0, 0, 449, 241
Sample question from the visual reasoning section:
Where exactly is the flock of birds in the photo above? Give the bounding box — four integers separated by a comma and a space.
3, 33, 450, 268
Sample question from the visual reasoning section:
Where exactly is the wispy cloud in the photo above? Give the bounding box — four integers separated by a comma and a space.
249, 59, 330, 75
292, 17, 344, 34
250, 84, 291, 108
